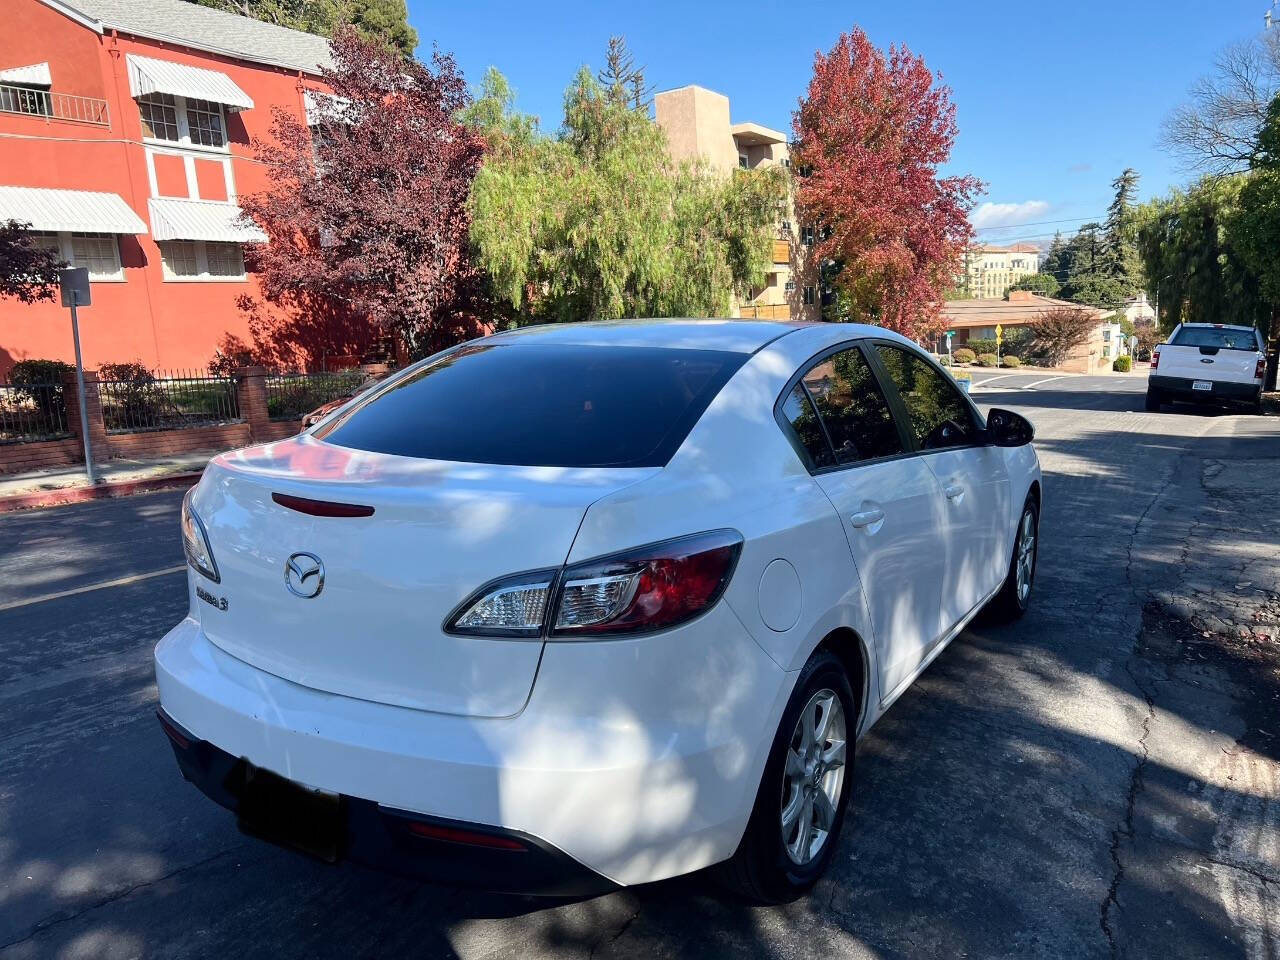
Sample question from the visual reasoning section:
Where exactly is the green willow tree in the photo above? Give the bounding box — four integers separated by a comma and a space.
185, 0, 417, 56
467, 67, 786, 323
1135, 176, 1267, 332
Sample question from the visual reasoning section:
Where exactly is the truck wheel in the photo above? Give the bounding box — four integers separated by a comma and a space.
1144, 388, 1163, 412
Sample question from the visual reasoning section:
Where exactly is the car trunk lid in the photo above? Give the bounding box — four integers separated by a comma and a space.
190, 436, 657, 717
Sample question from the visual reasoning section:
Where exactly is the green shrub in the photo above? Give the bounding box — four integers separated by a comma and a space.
953, 347, 977, 365
99, 362, 168, 430
1113, 355, 1132, 372
977, 353, 999, 367
4, 359, 72, 432
936, 353, 953, 367
1001, 355, 1022, 368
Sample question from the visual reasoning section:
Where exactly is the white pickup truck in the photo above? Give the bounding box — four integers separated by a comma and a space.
1146, 323, 1266, 414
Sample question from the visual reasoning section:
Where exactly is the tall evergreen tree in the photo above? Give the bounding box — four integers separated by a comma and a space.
1040, 231, 1067, 282
1103, 168, 1143, 293
597, 36, 651, 110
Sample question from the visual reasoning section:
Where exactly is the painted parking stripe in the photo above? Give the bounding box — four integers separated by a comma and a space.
970, 374, 1018, 388
0, 564, 186, 613
1020, 376, 1065, 390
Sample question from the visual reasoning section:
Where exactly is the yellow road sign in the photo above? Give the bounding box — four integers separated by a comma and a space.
995, 323, 1003, 344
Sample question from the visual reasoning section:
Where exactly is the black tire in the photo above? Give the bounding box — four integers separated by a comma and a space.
987, 496, 1039, 622
1144, 388, 1163, 412
717, 649, 857, 904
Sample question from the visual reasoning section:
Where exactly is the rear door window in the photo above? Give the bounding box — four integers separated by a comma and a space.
873, 344, 978, 451
315, 343, 744, 468
788, 346, 904, 466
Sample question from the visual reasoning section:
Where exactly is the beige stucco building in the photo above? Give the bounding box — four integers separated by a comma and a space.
964, 243, 1041, 299
654, 85, 818, 321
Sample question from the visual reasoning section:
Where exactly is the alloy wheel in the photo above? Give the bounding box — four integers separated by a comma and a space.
780, 688, 847, 865
1016, 508, 1037, 603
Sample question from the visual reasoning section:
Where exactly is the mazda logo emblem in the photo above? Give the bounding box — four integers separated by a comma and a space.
284, 552, 325, 599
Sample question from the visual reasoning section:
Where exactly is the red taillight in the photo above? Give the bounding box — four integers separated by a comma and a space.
405, 821, 527, 851
1150, 349, 1160, 370
550, 530, 743, 637
1256, 357, 1266, 379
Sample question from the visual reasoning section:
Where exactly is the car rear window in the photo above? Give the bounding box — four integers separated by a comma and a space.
314, 343, 745, 468
1170, 327, 1261, 351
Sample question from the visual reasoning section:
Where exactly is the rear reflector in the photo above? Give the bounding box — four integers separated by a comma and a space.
405, 821, 527, 851
156, 710, 191, 750
272, 492, 374, 518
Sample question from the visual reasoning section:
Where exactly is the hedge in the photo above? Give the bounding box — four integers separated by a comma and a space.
1113, 355, 1132, 372
953, 347, 977, 365
1001, 355, 1022, 368
977, 353, 999, 367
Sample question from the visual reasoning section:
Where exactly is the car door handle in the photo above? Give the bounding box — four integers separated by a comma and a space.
849, 508, 886, 529
944, 483, 965, 501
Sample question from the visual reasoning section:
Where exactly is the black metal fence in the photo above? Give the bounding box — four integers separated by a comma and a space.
0, 380, 71, 444
265, 371, 368, 421
99, 369, 240, 434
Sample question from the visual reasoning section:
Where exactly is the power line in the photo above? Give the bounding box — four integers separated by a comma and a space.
973, 214, 1107, 233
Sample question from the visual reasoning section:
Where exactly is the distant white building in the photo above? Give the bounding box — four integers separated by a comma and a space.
963, 243, 1041, 298
1121, 292, 1156, 325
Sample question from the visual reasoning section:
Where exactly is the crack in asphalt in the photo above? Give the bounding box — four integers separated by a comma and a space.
1100, 458, 1179, 958
0, 847, 244, 953
588, 906, 641, 959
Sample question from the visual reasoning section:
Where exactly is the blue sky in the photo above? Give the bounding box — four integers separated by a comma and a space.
411, 1, 1273, 249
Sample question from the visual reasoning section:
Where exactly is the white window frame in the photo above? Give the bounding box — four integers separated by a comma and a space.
30, 230, 124, 281
137, 93, 229, 154
159, 238, 245, 282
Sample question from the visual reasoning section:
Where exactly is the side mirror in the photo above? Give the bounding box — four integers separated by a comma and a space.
985, 408, 1034, 447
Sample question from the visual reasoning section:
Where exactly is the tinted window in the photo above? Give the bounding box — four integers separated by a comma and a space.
316, 343, 744, 468
874, 344, 977, 451
1170, 326, 1261, 351
802, 347, 904, 464
780, 384, 835, 469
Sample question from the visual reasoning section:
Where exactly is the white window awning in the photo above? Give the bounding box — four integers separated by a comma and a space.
127, 54, 254, 111
0, 62, 52, 86
148, 197, 266, 243
0, 185, 147, 234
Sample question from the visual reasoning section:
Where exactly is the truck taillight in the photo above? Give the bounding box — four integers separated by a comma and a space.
1256, 356, 1266, 380
1150, 349, 1160, 370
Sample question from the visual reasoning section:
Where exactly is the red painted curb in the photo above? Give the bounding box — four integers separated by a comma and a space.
0, 471, 204, 514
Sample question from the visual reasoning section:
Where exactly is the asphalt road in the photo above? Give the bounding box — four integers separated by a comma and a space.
2, 372, 1278, 959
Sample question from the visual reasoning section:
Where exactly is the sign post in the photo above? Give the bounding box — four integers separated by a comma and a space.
60, 268, 96, 484
945, 329, 954, 364
995, 323, 1003, 369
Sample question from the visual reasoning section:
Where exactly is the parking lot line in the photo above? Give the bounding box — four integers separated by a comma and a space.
0, 565, 187, 613
1020, 376, 1065, 390
970, 374, 1018, 388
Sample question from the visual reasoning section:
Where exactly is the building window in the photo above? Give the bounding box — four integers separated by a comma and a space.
161, 239, 245, 281
138, 93, 180, 141
785, 279, 796, 294
801, 225, 815, 246
802, 285, 816, 305
738, 153, 748, 169
205, 241, 244, 276
71, 233, 123, 279
185, 98, 226, 148
161, 240, 199, 277
29, 230, 122, 280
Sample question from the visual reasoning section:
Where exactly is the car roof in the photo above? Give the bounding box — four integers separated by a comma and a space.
484, 318, 903, 355
1178, 322, 1257, 331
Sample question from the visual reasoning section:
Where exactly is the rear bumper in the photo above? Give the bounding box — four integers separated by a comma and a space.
157, 708, 614, 896
1149, 374, 1260, 402
154, 608, 790, 889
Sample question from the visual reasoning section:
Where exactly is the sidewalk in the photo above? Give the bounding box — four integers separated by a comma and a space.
0, 451, 212, 512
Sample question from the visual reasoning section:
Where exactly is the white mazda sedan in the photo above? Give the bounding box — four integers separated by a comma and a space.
155, 319, 1041, 903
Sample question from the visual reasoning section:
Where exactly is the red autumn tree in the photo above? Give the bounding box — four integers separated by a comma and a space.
234, 28, 488, 369
792, 28, 982, 341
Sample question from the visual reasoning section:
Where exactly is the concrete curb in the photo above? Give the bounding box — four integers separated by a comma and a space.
0, 471, 203, 514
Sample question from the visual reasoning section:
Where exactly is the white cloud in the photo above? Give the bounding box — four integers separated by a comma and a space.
971, 200, 1051, 230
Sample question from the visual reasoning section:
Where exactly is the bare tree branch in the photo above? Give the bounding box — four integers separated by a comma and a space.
1160, 30, 1280, 174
